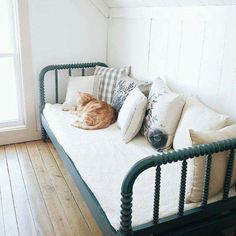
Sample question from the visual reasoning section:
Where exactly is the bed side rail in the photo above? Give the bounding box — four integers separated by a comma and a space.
39, 62, 107, 113
120, 138, 236, 235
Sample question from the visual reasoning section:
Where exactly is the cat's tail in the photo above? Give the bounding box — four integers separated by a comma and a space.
72, 121, 110, 130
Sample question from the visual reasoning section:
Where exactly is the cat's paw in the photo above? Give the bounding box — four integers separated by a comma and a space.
70, 110, 77, 115
62, 106, 76, 112
72, 121, 81, 128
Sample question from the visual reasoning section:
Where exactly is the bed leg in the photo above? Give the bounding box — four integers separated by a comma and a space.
120, 192, 133, 236
41, 126, 47, 142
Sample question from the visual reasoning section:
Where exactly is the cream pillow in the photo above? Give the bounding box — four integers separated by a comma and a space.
118, 88, 148, 143
142, 78, 185, 151
63, 75, 97, 108
173, 97, 229, 150
187, 124, 236, 203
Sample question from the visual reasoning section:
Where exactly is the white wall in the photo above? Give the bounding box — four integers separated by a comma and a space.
29, 0, 107, 70
28, 0, 107, 102
27, 2, 236, 122
28, 0, 108, 127
108, 6, 236, 121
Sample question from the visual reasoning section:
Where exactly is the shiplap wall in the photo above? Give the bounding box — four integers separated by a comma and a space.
108, 6, 236, 120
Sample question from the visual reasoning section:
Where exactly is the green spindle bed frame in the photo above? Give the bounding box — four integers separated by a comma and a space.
39, 62, 236, 236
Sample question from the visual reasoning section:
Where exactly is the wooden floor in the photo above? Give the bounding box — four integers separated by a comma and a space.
0, 141, 102, 236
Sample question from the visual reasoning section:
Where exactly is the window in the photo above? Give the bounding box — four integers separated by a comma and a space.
0, 0, 23, 127
0, 0, 39, 145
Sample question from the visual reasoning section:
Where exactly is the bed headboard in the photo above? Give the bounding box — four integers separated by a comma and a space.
39, 62, 107, 112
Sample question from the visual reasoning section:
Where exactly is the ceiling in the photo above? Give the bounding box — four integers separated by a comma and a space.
103, 0, 236, 8
91, 0, 236, 18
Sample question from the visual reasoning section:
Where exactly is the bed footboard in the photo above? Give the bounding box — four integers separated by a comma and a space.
120, 139, 236, 236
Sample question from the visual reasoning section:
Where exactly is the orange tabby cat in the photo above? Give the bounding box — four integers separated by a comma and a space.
67, 92, 116, 130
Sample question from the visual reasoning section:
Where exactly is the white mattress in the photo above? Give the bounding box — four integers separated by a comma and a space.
43, 103, 236, 231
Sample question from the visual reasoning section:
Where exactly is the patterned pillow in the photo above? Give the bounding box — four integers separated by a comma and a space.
94, 66, 131, 104
112, 76, 151, 115
142, 78, 185, 151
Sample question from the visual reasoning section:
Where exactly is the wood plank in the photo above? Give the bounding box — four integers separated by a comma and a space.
26, 142, 73, 236
47, 142, 103, 236
15, 143, 55, 236
36, 141, 92, 236
5, 145, 37, 236
0, 146, 19, 236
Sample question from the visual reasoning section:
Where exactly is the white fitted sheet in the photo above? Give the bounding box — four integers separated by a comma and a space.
43, 103, 236, 230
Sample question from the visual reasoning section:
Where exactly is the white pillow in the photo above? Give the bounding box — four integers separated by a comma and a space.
118, 88, 148, 143
173, 97, 229, 150
142, 78, 185, 151
63, 75, 96, 107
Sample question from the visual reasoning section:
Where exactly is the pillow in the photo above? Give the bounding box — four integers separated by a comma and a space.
94, 66, 131, 104
63, 75, 97, 108
142, 78, 185, 151
187, 124, 236, 203
173, 97, 229, 150
111, 76, 151, 114
117, 88, 148, 143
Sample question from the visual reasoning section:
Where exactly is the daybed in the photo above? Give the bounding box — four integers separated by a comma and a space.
40, 62, 236, 236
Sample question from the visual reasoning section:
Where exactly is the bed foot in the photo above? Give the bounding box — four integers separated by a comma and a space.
41, 126, 47, 142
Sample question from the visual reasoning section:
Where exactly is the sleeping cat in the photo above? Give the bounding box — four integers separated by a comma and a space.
64, 92, 116, 130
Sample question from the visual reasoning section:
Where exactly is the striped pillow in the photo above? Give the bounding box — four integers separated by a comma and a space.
94, 66, 131, 104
